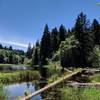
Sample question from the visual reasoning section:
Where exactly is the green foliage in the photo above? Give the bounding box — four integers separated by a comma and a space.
60, 86, 100, 100
60, 12, 99, 69
81, 29, 95, 67
40, 24, 51, 65
92, 19, 100, 45
74, 12, 88, 42
29, 12, 100, 69
52, 50, 60, 61
32, 47, 39, 66
0, 84, 6, 100
0, 70, 40, 84
89, 73, 100, 82
60, 35, 80, 68
51, 27, 59, 53
24, 90, 30, 96
74, 12, 95, 67
24, 58, 32, 65
26, 43, 33, 59
0, 49, 25, 64
60, 35, 79, 52
44, 60, 62, 78
59, 24, 67, 45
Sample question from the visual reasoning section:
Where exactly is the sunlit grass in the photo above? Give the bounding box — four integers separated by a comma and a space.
60, 86, 100, 100
89, 73, 100, 82
0, 70, 40, 84
0, 84, 6, 100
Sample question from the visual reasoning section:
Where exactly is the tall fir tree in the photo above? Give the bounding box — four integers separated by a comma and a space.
32, 47, 39, 65
92, 19, 100, 45
74, 12, 95, 67
36, 40, 40, 47
59, 24, 66, 45
9, 52, 13, 64
0, 44, 3, 49
9, 46, 13, 50
40, 24, 51, 65
81, 29, 95, 66
0, 54, 4, 63
51, 27, 59, 53
74, 12, 88, 43
26, 43, 32, 59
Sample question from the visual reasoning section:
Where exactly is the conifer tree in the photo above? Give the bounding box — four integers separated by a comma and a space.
40, 24, 51, 64
32, 47, 39, 65
92, 19, 100, 45
26, 43, 32, 59
59, 24, 66, 45
0, 44, 3, 49
74, 12, 95, 67
74, 12, 88, 42
51, 27, 59, 53
36, 40, 40, 47
9, 46, 12, 50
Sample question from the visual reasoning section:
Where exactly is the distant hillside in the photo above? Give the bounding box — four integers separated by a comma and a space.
0, 43, 25, 64
0, 42, 27, 51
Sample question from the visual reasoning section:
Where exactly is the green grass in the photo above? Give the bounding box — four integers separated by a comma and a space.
44, 60, 81, 84
0, 84, 6, 100
44, 61, 63, 78
0, 70, 40, 84
0, 64, 30, 67
0, 64, 14, 67
89, 73, 100, 82
60, 86, 100, 100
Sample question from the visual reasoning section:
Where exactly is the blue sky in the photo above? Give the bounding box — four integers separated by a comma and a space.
0, 0, 100, 50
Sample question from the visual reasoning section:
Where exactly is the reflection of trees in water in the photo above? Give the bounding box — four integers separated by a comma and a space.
34, 81, 40, 91
26, 82, 30, 89
40, 85, 62, 99
38, 78, 47, 99
39, 81, 66, 99
39, 63, 48, 79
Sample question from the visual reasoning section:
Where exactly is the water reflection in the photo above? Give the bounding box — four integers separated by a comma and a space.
0, 65, 32, 72
4, 82, 42, 100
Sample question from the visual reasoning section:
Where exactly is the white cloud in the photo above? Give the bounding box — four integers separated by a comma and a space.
0, 40, 28, 48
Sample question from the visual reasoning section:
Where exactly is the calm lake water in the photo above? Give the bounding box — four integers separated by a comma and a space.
4, 82, 42, 100
0, 65, 33, 72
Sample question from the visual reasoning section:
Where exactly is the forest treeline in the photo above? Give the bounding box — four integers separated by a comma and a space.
29, 12, 100, 68
1, 12, 100, 68
0, 45, 25, 64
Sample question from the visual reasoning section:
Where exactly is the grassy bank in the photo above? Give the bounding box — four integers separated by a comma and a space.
89, 73, 100, 82
59, 86, 100, 100
0, 70, 40, 84
0, 84, 6, 100
44, 61, 81, 83
44, 61, 63, 77
0, 64, 30, 67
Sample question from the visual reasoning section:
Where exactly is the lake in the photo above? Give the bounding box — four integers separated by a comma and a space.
0, 65, 33, 72
4, 82, 42, 100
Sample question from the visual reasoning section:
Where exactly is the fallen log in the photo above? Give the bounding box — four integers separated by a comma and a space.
67, 82, 100, 87
21, 70, 82, 100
